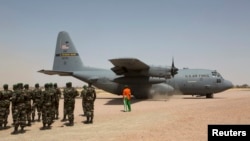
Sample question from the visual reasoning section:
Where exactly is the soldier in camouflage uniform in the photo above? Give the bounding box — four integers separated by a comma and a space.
84, 83, 96, 124
41, 83, 55, 129
0, 84, 12, 128
48, 83, 56, 121
63, 82, 78, 126
31, 83, 42, 122
24, 84, 32, 126
62, 89, 67, 121
81, 85, 87, 116
11, 83, 27, 134
11, 84, 18, 125
53, 83, 61, 119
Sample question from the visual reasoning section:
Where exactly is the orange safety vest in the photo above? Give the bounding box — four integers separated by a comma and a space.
122, 88, 131, 100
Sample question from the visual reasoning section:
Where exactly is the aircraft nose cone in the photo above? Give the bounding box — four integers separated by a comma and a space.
224, 80, 233, 89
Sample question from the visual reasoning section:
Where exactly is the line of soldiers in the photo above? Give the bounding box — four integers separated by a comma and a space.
0, 83, 61, 134
0, 82, 96, 134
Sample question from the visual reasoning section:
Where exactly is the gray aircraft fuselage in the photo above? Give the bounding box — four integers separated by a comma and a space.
70, 67, 233, 99
39, 31, 233, 99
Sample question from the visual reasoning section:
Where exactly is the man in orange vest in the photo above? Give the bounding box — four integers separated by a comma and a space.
122, 85, 131, 112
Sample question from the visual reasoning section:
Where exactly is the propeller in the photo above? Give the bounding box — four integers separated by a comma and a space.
170, 57, 178, 77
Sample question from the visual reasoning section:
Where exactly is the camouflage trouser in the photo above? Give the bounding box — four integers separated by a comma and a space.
55, 100, 59, 118
63, 101, 67, 118
31, 102, 41, 120
13, 105, 27, 128
0, 107, 6, 125
65, 101, 75, 123
11, 103, 15, 122
82, 99, 86, 114
51, 104, 55, 120
0, 105, 10, 126
26, 103, 32, 123
42, 104, 53, 125
85, 102, 94, 117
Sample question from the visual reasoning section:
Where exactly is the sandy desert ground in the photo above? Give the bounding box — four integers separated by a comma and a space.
0, 88, 250, 141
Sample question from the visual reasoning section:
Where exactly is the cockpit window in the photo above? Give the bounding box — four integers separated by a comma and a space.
217, 79, 221, 83
212, 71, 217, 77
217, 73, 221, 77
212, 71, 222, 78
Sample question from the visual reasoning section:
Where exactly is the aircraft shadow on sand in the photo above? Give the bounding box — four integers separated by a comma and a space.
97, 97, 142, 105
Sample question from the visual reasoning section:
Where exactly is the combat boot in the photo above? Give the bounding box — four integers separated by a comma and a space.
11, 126, 18, 134
12, 120, 16, 125
52, 114, 55, 121
20, 126, 25, 133
38, 114, 41, 122
55, 114, 59, 119
27, 121, 31, 126
42, 123, 46, 129
68, 120, 73, 126
89, 116, 93, 124
84, 117, 90, 124
61, 115, 67, 121
47, 122, 52, 129
32, 114, 35, 122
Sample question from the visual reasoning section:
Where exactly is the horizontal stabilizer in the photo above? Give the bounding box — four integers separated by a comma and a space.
88, 77, 99, 83
38, 69, 73, 76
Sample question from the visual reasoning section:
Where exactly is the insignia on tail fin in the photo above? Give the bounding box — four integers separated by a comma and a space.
53, 31, 84, 72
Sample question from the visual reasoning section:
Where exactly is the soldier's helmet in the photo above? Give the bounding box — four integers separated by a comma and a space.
24, 84, 29, 89
49, 83, 53, 88
18, 83, 23, 89
35, 83, 39, 88
44, 83, 49, 88
54, 83, 58, 88
3, 84, 8, 89
13, 84, 17, 90
66, 82, 72, 87
83, 85, 87, 89
88, 82, 92, 87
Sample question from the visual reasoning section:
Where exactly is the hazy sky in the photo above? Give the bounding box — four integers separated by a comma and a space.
0, 0, 250, 87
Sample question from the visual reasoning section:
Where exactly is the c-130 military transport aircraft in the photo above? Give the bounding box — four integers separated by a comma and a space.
39, 31, 233, 99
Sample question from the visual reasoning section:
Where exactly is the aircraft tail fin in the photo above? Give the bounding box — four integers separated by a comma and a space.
52, 31, 84, 72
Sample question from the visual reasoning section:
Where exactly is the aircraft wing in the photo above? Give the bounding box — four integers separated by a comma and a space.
109, 58, 149, 76
38, 69, 73, 76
